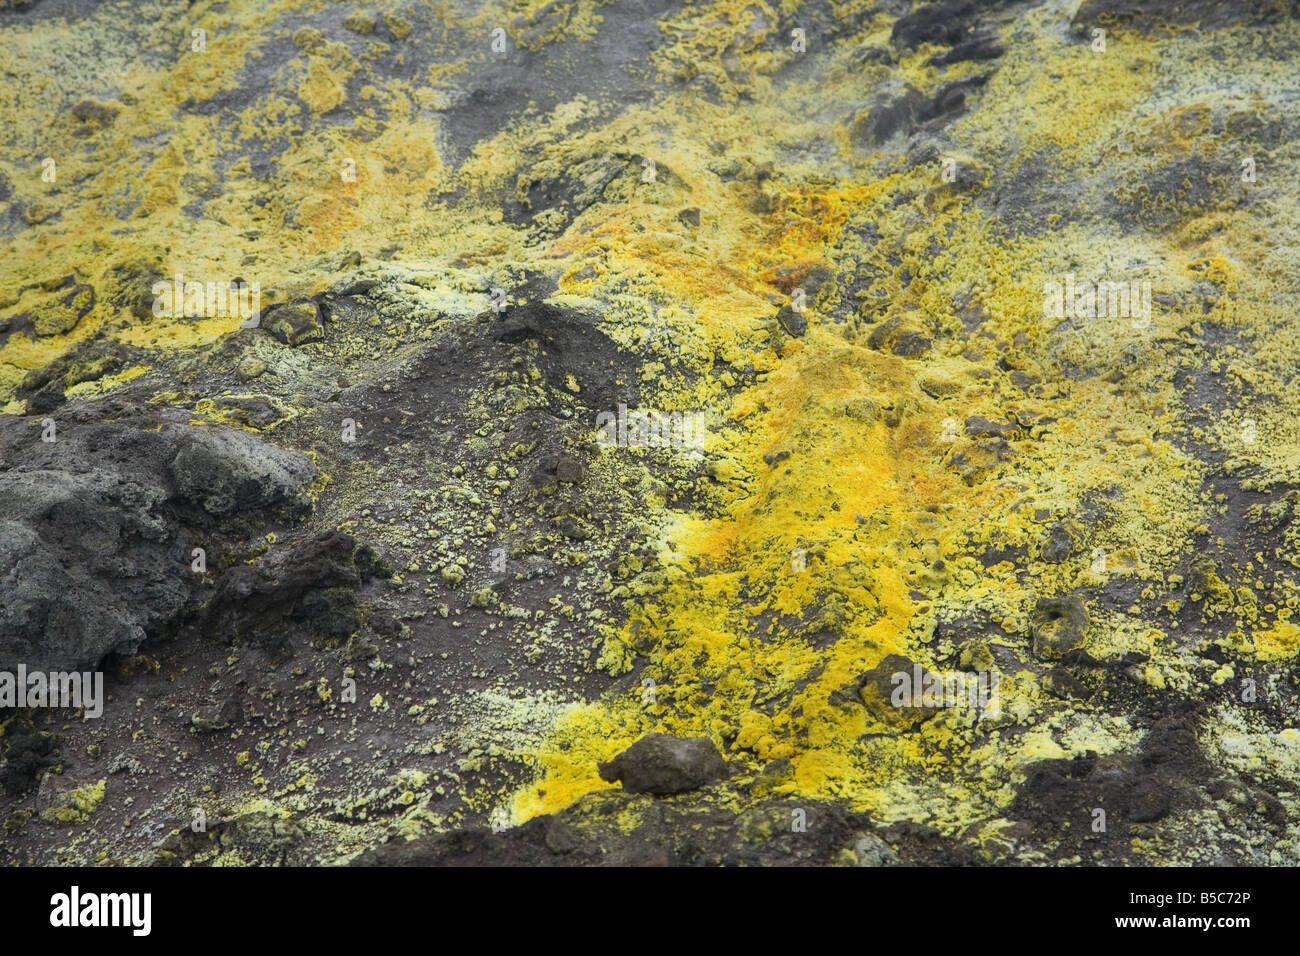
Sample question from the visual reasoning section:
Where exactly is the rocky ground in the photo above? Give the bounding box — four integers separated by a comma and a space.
2, 0, 1299, 866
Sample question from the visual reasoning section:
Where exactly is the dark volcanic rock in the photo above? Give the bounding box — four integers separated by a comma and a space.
1030, 595, 1090, 661
17, 337, 127, 414
263, 300, 324, 347
892, 0, 996, 50
0, 412, 317, 672
597, 733, 728, 795
1042, 522, 1076, 563
70, 99, 118, 128
152, 807, 312, 866
200, 531, 391, 652
1012, 714, 1209, 844
964, 416, 1018, 439
867, 316, 932, 356
853, 653, 942, 725
553, 456, 584, 483
166, 424, 315, 519
858, 87, 927, 145
776, 305, 808, 337
0, 726, 57, 795
930, 32, 1004, 66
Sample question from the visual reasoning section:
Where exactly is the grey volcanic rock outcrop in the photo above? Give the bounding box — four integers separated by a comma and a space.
0, 408, 316, 672
197, 529, 394, 657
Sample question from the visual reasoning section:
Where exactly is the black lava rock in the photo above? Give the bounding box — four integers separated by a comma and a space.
598, 733, 728, 795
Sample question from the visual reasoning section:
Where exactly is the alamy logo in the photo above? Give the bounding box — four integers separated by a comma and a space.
596, 404, 704, 451
1043, 274, 1152, 328
891, 665, 1000, 714
151, 273, 260, 322
0, 665, 103, 718
50, 886, 151, 936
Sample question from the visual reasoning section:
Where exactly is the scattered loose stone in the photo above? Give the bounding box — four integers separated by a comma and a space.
263, 300, 324, 347
597, 733, 728, 795
1031, 596, 1090, 661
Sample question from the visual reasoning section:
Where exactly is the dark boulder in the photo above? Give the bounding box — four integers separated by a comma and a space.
598, 733, 728, 795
